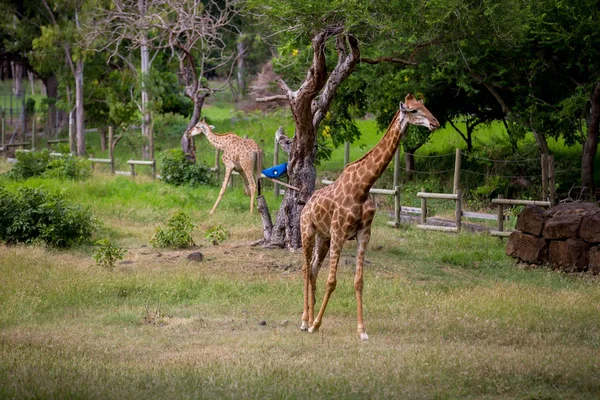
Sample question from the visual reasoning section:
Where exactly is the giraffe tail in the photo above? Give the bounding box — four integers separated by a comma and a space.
254, 150, 264, 195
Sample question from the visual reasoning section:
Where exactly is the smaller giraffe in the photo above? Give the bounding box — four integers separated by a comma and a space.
189, 120, 262, 214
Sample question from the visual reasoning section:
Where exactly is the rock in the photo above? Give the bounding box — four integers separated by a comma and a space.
580, 213, 600, 243
280, 320, 289, 326
549, 239, 589, 272
589, 246, 600, 275
544, 202, 600, 218
258, 320, 267, 326
186, 252, 204, 262
516, 205, 547, 236
542, 214, 582, 240
506, 231, 548, 264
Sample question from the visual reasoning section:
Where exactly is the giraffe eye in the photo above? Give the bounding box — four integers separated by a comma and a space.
409, 109, 417, 114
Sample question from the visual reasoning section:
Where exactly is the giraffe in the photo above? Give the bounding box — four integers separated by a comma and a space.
300, 94, 439, 340
189, 119, 262, 214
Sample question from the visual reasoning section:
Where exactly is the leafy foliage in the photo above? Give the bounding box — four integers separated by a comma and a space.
0, 186, 96, 247
160, 149, 213, 187
204, 225, 229, 245
150, 211, 196, 249
93, 239, 127, 269
7, 150, 91, 180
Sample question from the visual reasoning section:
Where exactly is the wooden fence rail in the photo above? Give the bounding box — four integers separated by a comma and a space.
416, 189, 462, 233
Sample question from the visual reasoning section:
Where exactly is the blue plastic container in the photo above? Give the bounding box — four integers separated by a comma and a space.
262, 162, 288, 178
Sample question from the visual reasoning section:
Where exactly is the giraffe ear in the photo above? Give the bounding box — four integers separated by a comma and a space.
209, 125, 215, 130
400, 102, 407, 112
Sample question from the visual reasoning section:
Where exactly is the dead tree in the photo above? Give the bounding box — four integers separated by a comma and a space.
257, 27, 360, 250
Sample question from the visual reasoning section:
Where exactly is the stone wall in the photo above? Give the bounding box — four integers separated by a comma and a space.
506, 202, 600, 274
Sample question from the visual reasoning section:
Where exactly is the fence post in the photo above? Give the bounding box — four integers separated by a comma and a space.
394, 185, 401, 227
497, 194, 504, 233
455, 190, 462, 232
344, 141, 350, 167
548, 155, 555, 206
108, 126, 115, 174
273, 135, 280, 199
453, 148, 461, 194
420, 187, 427, 224
541, 154, 548, 202
130, 163, 136, 177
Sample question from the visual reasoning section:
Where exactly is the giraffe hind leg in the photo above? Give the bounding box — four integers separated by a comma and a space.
301, 220, 316, 331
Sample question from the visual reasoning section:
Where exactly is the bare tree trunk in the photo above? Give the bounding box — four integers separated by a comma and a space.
405, 152, 415, 181
28, 70, 35, 95
181, 93, 208, 163
75, 59, 85, 156
582, 82, 600, 190
11, 61, 23, 95
236, 38, 246, 96
43, 74, 58, 138
99, 126, 107, 152
531, 127, 549, 157
139, 0, 151, 160
258, 30, 360, 250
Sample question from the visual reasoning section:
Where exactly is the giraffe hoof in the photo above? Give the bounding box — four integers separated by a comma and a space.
359, 332, 369, 341
300, 323, 309, 331
308, 326, 318, 333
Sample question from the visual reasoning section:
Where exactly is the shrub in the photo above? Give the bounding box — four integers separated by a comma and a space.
93, 239, 127, 269
44, 154, 91, 180
205, 225, 229, 245
7, 150, 91, 180
160, 149, 212, 186
150, 211, 196, 248
0, 186, 96, 247
7, 149, 51, 179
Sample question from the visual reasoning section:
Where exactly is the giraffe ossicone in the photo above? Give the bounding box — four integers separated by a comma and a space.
299, 94, 439, 340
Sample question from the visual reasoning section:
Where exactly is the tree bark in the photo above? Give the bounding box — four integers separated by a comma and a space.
75, 59, 85, 156
236, 38, 246, 96
11, 61, 23, 95
405, 152, 415, 181
42, 74, 59, 138
582, 82, 600, 190
181, 93, 208, 163
258, 29, 360, 250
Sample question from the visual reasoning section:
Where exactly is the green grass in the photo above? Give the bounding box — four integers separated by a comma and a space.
2, 89, 600, 398
1, 172, 599, 398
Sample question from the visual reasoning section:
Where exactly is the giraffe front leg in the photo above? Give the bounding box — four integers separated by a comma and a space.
210, 166, 233, 215
355, 229, 371, 341
309, 236, 330, 327
309, 235, 343, 333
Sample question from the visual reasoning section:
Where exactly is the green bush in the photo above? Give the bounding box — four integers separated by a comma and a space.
93, 239, 127, 269
150, 211, 196, 249
160, 149, 212, 187
7, 150, 91, 180
45, 154, 91, 180
7, 150, 51, 179
0, 186, 97, 247
205, 225, 229, 245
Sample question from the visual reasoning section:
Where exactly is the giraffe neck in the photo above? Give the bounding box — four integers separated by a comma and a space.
203, 130, 232, 150
343, 109, 408, 194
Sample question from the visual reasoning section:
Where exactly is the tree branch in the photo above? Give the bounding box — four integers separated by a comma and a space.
360, 56, 417, 66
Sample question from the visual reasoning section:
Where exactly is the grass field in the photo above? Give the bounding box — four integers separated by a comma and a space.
1, 92, 600, 398
0, 169, 599, 399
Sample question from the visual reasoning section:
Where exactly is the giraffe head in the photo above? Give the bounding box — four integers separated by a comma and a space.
189, 119, 216, 137
400, 94, 440, 131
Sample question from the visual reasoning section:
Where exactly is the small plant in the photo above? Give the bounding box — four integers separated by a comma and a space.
205, 224, 229, 245
160, 148, 212, 187
150, 211, 196, 248
93, 239, 127, 269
